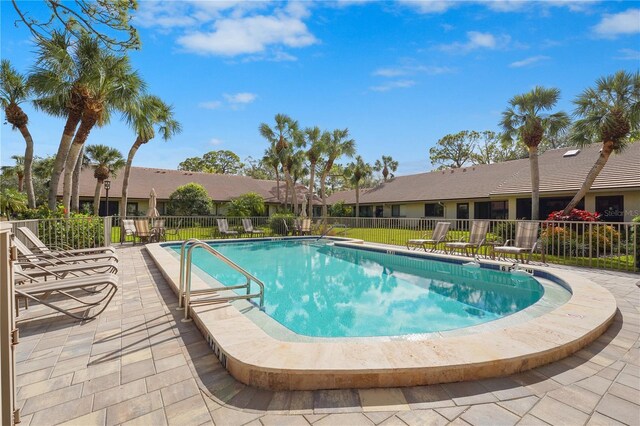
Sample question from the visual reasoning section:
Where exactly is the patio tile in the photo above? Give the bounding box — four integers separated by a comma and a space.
121, 409, 168, 426
154, 352, 187, 373
105, 390, 164, 426
595, 394, 640, 425
574, 375, 613, 395
16, 367, 54, 387
528, 395, 590, 425
303, 414, 328, 423
314, 389, 362, 414
547, 384, 601, 414
164, 394, 212, 425
209, 405, 263, 425
396, 410, 449, 426
401, 385, 455, 410
21, 383, 83, 415
362, 411, 396, 424
516, 414, 551, 425
145, 364, 192, 392
377, 415, 407, 425
358, 388, 410, 412
435, 406, 468, 421
93, 378, 147, 411
290, 391, 316, 415
586, 412, 626, 426
314, 413, 374, 425
80, 371, 120, 396
28, 394, 93, 426
260, 414, 310, 426
17, 372, 73, 400
441, 381, 498, 405
459, 403, 520, 426
160, 378, 200, 406
497, 396, 540, 417
58, 409, 106, 426
267, 391, 292, 413
121, 358, 156, 384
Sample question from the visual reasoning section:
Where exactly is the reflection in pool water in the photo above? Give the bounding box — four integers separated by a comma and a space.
171, 240, 545, 337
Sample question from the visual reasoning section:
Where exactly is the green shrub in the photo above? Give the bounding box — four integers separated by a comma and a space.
226, 192, 265, 217
268, 213, 295, 235
168, 183, 212, 216
329, 201, 353, 217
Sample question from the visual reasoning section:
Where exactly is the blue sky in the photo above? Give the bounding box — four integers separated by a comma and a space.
1, 1, 639, 175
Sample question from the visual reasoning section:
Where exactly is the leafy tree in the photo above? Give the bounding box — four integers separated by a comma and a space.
120, 95, 181, 225
562, 71, 640, 214
60, 48, 143, 215
329, 201, 353, 217
471, 131, 522, 164
429, 130, 479, 169
11, 0, 140, 52
85, 144, 125, 215
1, 60, 36, 208
1, 155, 26, 193
168, 183, 212, 216
226, 192, 266, 217
346, 156, 372, 219
259, 114, 304, 212
319, 128, 355, 217
242, 156, 275, 180
373, 155, 398, 181
0, 188, 27, 220
30, 32, 104, 210
262, 146, 283, 202
500, 86, 570, 220
178, 150, 244, 174
304, 126, 328, 218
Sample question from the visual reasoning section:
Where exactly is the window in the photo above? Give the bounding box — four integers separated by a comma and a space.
596, 196, 624, 222
375, 205, 383, 218
391, 205, 401, 217
424, 203, 444, 217
359, 205, 373, 217
126, 202, 139, 216
456, 203, 469, 220
474, 201, 508, 219
516, 197, 584, 220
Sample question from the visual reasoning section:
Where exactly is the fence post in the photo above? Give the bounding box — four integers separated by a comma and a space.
103, 216, 112, 247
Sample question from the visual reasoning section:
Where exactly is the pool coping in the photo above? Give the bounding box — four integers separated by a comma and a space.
146, 237, 617, 391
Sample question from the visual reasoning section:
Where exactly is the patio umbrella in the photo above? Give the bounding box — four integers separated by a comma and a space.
148, 188, 160, 218
300, 196, 307, 217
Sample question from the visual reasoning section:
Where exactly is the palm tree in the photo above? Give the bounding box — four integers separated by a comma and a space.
500, 86, 570, 220
61, 52, 144, 215
0, 188, 27, 220
85, 144, 125, 215
29, 31, 100, 210
1, 155, 26, 192
263, 146, 282, 206
304, 127, 328, 218
562, 71, 640, 215
374, 155, 399, 182
1, 60, 36, 207
320, 128, 356, 217
346, 155, 372, 220
288, 150, 308, 215
71, 146, 90, 212
259, 114, 303, 212
120, 95, 180, 226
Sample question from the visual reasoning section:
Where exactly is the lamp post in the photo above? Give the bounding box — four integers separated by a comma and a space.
104, 180, 111, 217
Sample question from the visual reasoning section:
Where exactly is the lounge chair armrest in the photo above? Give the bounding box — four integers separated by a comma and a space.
503, 239, 513, 246
16, 262, 63, 279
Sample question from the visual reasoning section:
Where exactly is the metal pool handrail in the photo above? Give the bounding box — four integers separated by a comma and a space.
178, 239, 265, 321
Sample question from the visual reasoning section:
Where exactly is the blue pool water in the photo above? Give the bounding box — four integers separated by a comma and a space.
170, 240, 545, 338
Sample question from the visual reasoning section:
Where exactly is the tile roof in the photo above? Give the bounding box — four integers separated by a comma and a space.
61, 166, 319, 204
328, 143, 640, 204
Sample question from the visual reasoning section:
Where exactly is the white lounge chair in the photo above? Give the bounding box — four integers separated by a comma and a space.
493, 222, 541, 264
242, 219, 264, 237
216, 219, 238, 238
445, 220, 490, 256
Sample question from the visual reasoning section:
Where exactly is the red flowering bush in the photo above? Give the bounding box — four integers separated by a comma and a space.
546, 209, 600, 222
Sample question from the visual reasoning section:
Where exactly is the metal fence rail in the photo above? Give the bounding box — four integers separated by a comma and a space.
7, 215, 638, 272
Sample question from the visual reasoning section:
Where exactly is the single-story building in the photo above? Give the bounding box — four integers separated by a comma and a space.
327, 143, 640, 222
61, 166, 320, 216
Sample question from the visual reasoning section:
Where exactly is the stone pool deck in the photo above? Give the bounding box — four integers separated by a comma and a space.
13, 245, 640, 426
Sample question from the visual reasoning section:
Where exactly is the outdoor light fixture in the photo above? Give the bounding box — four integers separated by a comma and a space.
104, 180, 111, 217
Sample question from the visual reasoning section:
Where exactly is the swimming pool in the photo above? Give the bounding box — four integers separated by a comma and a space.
170, 239, 551, 338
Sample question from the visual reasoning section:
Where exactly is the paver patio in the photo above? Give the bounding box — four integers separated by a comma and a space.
13, 245, 640, 426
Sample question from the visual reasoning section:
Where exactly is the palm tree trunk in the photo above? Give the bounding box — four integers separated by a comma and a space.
274, 169, 281, 206
320, 170, 329, 219
355, 182, 360, 227
93, 179, 103, 216
17, 174, 24, 192
308, 161, 316, 218
62, 117, 97, 216
530, 146, 540, 220
48, 111, 82, 210
18, 124, 36, 208
562, 141, 614, 215
120, 138, 144, 241
71, 146, 83, 212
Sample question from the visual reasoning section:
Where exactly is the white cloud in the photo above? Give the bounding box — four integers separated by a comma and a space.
373, 65, 455, 77
438, 31, 511, 52
136, 2, 317, 59
615, 48, 640, 60
198, 101, 223, 110
398, 1, 455, 14
224, 92, 257, 104
593, 9, 640, 38
210, 138, 223, 146
370, 80, 416, 92
509, 55, 550, 68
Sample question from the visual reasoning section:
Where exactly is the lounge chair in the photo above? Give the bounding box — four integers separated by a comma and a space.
13, 237, 118, 267
121, 219, 136, 243
492, 221, 541, 264
14, 264, 118, 320
216, 219, 238, 238
242, 219, 264, 237
134, 219, 155, 243
18, 226, 115, 255
407, 222, 451, 252
164, 219, 182, 240
300, 218, 312, 235
151, 219, 166, 242
445, 220, 490, 256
